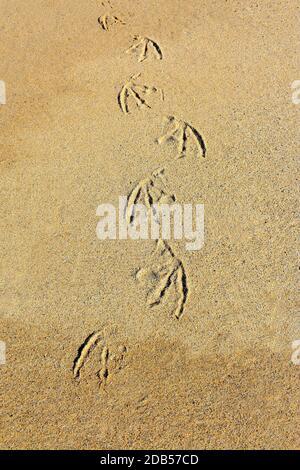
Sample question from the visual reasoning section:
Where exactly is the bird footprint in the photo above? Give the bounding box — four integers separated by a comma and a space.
156, 115, 206, 159
118, 73, 164, 114
98, 14, 125, 31
135, 240, 189, 320
126, 168, 176, 225
73, 330, 127, 390
126, 35, 163, 62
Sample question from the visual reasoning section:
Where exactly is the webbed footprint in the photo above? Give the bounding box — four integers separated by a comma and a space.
135, 240, 188, 319
118, 73, 164, 114
126, 36, 163, 62
126, 168, 176, 225
73, 329, 127, 391
157, 115, 206, 159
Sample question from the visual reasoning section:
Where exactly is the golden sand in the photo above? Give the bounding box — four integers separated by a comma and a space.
0, 0, 299, 449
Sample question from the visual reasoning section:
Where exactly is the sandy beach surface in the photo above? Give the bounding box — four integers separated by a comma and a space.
0, 0, 299, 449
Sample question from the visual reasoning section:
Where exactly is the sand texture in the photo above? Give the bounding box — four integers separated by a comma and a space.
0, 0, 299, 449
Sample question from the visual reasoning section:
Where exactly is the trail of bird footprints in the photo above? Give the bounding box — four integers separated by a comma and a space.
72, 3, 208, 391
